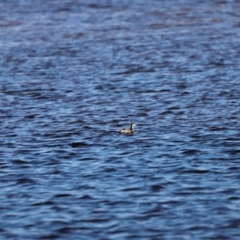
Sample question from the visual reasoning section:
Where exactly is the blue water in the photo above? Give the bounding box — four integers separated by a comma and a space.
1, 0, 240, 239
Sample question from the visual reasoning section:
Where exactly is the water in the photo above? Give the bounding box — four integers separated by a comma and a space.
1, 0, 240, 239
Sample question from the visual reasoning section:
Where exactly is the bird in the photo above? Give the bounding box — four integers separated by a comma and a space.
120, 123, 136, 134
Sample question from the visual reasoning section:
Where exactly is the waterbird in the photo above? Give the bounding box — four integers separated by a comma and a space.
120, 123, 136, 134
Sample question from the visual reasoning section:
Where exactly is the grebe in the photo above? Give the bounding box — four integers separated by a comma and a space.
120, 123, 136, 134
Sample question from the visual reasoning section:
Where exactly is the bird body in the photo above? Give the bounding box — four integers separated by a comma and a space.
120, 123, 136, 134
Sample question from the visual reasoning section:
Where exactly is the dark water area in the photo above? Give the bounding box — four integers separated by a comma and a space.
1, 0, 240, 239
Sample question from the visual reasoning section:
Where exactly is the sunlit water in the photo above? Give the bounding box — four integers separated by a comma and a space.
1, 0, 240, 239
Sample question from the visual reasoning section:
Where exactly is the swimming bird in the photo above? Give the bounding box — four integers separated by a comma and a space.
120, 123, 136, 134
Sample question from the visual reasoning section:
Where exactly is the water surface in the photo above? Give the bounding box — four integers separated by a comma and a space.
1, 0, 240, 239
